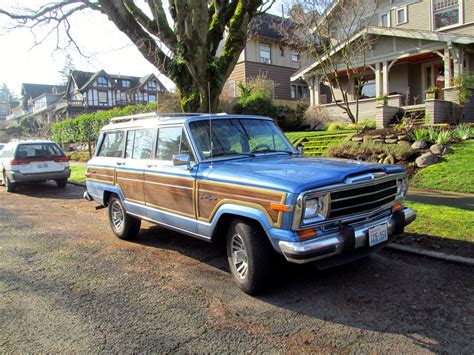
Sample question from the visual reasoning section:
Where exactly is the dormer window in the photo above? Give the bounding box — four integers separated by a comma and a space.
97, 76, 107, 87
122, 80, 130, 88
433, 0, 461, 30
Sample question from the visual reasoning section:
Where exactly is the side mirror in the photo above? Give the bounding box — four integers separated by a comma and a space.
172, 154, 191, 169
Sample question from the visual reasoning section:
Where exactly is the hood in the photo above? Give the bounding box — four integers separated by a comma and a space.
200, 155, 404, 193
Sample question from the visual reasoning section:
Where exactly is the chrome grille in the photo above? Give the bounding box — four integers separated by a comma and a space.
328, 179, 398, 219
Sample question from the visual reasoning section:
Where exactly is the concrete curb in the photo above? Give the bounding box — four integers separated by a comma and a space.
387, 243, 474, 266
68, 181, 86, 187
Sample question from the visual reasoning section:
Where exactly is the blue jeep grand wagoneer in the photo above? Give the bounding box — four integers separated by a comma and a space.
84, 113, 415, 294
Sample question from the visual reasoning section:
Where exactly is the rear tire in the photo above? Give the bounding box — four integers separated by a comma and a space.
3, 172, 16, 193
226, 218, 272, 294
56, 179, 68, 188
108, 195, 141, 240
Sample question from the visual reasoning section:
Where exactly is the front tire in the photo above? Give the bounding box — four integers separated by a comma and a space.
108, 195, 141, 240
226, 218, 272, 294
3, 172, 16, 193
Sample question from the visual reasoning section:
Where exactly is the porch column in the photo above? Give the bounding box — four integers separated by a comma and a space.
314, 76, 321, 105
375, 63, 382, 97
444, 47, 452, 87
382, 61, 389, 95
452, 45, 463, 79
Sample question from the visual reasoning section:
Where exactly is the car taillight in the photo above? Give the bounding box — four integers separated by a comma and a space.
10, 159, 30, 165
54, 156, 69, 162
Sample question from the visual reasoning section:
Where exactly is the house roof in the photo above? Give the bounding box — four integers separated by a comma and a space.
291, 26, 474, 81
69, 70, 166, 92
21, 83, 65, 100
249, 13, 293, 42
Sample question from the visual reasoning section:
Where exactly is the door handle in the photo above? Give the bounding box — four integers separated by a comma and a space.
116, 161, 125, 166
146, 164, 157, 168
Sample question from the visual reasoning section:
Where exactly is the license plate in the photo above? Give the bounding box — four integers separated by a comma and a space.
37, 163, 48, 169
368, 224, 388, 247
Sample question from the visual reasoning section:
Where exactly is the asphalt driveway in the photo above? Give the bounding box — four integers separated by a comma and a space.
1, 183, 473, 352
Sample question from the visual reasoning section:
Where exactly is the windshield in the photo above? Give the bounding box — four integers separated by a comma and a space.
188, 118, 294, 160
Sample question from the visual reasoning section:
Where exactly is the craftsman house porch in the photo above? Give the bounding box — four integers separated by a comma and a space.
292, 27, 474, 127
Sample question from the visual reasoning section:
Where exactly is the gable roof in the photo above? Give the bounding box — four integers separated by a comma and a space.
291, 26, 474, 81
21, 83, 65, 100
249, 13, 293, 42
68, 70, 167, 92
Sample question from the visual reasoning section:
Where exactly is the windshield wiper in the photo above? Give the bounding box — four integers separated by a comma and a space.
254, 150, 293, 155
207, 152, 255, 159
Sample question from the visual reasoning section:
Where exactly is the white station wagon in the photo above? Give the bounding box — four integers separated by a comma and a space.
0, 140, 70, 192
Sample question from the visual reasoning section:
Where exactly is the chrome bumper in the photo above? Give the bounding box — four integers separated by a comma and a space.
279, 208, 416, 264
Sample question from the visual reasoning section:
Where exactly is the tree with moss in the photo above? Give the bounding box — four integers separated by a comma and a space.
1, 1, 273, 112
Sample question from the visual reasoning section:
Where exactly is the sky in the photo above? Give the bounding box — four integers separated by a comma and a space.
0, 0, 286, 97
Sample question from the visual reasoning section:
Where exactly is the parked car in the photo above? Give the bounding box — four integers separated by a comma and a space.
84, 113, 415, 294
0, 140, 70, 192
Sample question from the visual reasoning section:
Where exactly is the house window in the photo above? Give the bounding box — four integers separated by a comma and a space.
148, 81, 157, 90
291, 50, 299, 62
98, 91, 108, 104
122, 80, 130, 88
149, 95, 156, 103
259, 44, 271, 64
359, 79, 376, 98
291, 84, 308, 99
396, 7, 407, 25
280, 47, 285, 56
432, 0, 461, 29
97, 76, 107, 87
380, 13, 390, 27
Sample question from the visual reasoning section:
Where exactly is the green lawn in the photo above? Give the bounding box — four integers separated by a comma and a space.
69, 165, 86, 184
404, 201, 474, 242
411, 140, 474, 193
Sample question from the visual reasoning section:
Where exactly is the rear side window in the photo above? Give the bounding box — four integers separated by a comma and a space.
125, 128, 154, 160
15, 143, 63, 159
156, 127, 192, 161
98, 131, 125, 157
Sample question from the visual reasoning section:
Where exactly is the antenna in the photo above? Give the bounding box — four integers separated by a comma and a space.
208, 82, 213, 168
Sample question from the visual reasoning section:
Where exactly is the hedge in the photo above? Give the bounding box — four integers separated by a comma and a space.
52, 102, 158, 145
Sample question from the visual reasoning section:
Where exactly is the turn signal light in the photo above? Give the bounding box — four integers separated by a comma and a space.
270, 203, 290, 212
297, 228, 317, 241
392, 202, 403, 211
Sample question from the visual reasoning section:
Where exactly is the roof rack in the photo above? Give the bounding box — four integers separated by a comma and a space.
110, 112, 228, 123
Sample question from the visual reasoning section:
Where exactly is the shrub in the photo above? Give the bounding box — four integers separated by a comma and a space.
426, 126, 440, 142
66, 151, 90, 162
233, 91, 277, 118
327, 122, 348, 131
453, 123, 472, 141
436, 130, 452, 145
408, 128, 428, 141
326, 141, 413, 162
303, 105, 338, 130
346, 119, 376, 131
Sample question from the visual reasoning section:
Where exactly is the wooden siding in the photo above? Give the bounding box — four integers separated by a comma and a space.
197, 181, 286, 227
245, 62, 305, 100
144, 173, 195, 218
86, 167, 114, 184
116, 170, 145, 204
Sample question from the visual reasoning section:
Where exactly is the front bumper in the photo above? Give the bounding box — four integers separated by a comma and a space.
279, 208, 416, 264
7, 168, 71, 183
